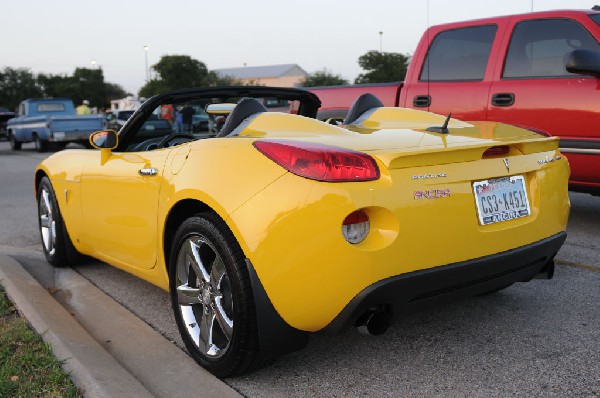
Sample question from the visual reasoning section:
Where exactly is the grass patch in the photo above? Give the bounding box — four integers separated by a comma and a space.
0, 285, 81, 397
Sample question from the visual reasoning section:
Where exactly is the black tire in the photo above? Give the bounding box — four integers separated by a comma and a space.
37, 177, 81, 266
34, 133, 48, 153
9, 131, 21, 150
169, 213, 262, 377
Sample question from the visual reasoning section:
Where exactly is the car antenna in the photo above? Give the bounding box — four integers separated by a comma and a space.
426, 113, 452, 134
593, 5, 600, 11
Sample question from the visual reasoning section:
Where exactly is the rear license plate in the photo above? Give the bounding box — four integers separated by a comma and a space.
473, 175, 531, 225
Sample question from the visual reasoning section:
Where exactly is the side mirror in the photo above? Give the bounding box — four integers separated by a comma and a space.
565, 49, 600, 77
89, 130, 118, 149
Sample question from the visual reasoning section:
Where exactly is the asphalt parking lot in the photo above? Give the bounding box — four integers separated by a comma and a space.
0, 141, 598, 397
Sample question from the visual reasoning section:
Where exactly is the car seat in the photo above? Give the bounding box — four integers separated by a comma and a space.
216, 98, 268, 137
343, 93, 384, 125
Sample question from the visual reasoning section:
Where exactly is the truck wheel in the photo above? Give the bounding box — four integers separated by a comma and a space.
9, 131, 21, 151
34, 133, 48, 153
169, 213, 262, 377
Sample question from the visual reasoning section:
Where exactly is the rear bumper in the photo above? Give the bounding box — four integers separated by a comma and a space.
248, 232, 566, 357
323, 231, 567, 333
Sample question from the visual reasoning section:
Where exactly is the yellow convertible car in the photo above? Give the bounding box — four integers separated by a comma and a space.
35, 87, 569, 376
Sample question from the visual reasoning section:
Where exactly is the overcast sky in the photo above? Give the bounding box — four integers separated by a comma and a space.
1, 0, 595, 94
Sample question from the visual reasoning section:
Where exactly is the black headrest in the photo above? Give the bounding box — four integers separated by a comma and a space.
216, 98, 267, 137
343, 93, 384, 125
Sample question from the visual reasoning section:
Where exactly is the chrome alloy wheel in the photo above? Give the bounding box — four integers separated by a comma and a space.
175, 236, 234, 358
39, 187, 56, 256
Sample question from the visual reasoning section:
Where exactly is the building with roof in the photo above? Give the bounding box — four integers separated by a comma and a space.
214, 64, 308, 87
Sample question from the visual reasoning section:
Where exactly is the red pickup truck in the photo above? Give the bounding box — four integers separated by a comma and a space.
309, 9, 600, 195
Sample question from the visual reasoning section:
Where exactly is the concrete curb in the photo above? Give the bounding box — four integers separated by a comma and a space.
0, 255, 154, 398
0, 255, 242, 398
53, 266, 242, 398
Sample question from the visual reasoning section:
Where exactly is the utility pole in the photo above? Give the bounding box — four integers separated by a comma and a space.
144, 46, 149, 82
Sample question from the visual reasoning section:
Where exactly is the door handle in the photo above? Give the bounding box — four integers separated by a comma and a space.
413, 95, 431, 107
491, 93, 515, 107
138, 167, 158, 176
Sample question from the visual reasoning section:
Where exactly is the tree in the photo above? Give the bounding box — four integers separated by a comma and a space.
300, 69, 349, 87
104, 82, 128, 103
139, 55, 240, 97
1, 67, 126, 111
39, 68, 127, 109
139, 78, 170, 99
0, 67, 42, 111
70, 67, 106, 107
355, 51, 410, 84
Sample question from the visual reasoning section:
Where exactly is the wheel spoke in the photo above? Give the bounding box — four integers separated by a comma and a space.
176, 284, 202, 305
186, 240, 211, 283
40, 215, 50, 228
49, 221, 56, 252
214, 296, 234, 339
210, 257, 233, 339
41, 190, 52, 218
39, 188, 56, 256
199, 306, 220, 356
210, 256, 226, 289
180, 306, 200, 346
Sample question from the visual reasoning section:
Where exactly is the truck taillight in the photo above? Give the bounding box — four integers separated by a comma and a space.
253, 140, 380, 182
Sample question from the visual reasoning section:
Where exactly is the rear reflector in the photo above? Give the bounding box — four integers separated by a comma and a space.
342, 210, 370, 244
253, 140, 380, 182
482, 145, 510, 157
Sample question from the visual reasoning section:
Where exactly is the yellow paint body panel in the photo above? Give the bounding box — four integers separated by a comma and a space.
36, 108, 570, 332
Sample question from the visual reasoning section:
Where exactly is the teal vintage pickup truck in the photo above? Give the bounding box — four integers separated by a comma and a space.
7, 98, 105, 152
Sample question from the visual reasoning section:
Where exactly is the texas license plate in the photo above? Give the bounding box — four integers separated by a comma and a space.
473, 175, 531, 225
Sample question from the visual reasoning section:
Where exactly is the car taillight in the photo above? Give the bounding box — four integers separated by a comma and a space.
253, 140, 380, 182
342, 210, 370, 244
482, 145, 510, 157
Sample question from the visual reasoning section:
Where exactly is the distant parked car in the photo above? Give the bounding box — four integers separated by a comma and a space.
192, 106, 209, 133
105, 109, 135, 131
0, 107, 16, 140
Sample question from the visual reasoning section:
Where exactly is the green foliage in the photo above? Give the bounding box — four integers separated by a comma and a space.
0, 68, 43, 111
104, 82, 129, 102
0, 287, 81, 397
210, 72, 239, 87
1, 66, 127, 111
300, 69, 349, 87
139, 55, 240, 97
355, 51, 410, 84
154, 55, 211, 89
138, 78, 170, 99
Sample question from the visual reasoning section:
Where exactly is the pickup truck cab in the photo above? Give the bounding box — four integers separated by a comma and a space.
310, 8, 600, 195
7, 98, 105, 152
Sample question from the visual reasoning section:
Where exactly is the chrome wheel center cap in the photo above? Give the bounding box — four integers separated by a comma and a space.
201, 287, 212, 306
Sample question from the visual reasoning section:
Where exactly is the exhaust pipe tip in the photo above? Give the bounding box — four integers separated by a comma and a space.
357, 310, 391, 336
